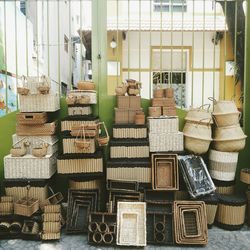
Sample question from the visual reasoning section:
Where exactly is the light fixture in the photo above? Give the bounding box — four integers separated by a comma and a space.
110, 36, 117, 49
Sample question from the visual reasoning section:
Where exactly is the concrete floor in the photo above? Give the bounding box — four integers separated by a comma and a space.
0, 226, 249, 250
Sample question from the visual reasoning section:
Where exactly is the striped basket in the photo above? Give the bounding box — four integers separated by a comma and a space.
113, 125, 147, 139
42, 213, 61, 222
68, 106, 92, 116
148, 117, 179, 133
44, 205, 61, 213
43, 222, 61, 233
209, 150, 239, 181
19, 94, 60, 112
213, 179, 235, 195
42, 232, 60, 240
4, 154, 57, 179
0, 196, 14, 215
149, 132, 184, 152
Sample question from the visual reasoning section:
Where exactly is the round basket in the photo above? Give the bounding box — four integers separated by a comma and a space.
213, 179, 235, 195
153, 89, 164, 98
149, 107, 161, 117
210, 98, 238, 114
208, 150, 239, 181
216, 194, 246, 230
183, 121, 212, 139
165, 88, 174, 98
115, 86, 126, 96
77, 81, 95, 90
184, 135, 212, 155
213, 112, 241, 127
240, 168, 250, 184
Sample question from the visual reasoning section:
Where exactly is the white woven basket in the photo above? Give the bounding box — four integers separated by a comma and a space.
68, 106, 92, 116
110, 146, 149, 158
12, 134, 58, 155
117, 202, 146, 247
4, 154, 57, 179
62, 138, 96, 154
69, 90, 97, 104
19, 94, 60, 112
148, 117, 179, 133
113, 127, 147, 139
209, 150, 239, 163
107, 167, 151, 183
149, 132, 184, 152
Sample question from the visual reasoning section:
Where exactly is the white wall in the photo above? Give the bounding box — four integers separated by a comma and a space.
122, 31, 220, 108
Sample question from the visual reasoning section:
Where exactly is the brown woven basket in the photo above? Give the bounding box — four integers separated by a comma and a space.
97, 122, 110, 146
44, 204, 61, 213
43, 222, 61, 233
76, 95, 91, 104
149, 107, 161, 117
77, 81, 95, 90
42, 213, 61, 222
40, 192, 63, 210
240, 168, 250, 184
17, 87, 30, 95
17, 112, 48, 125
14, 197, 39, 217
0, 198, 14, 215
42, 232, 60, 240
153, 89, 164, 98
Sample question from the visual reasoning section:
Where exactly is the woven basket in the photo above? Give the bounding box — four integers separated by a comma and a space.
66, 95, 76, 105
17, 87, 30, 95
209, 150, 238, 181
40, 192, 63, 210
43, 222, 61, 233
117, 96, 130, 109
16, 121, 57, 136
44, 204, 61, 213
135, 112, 145, 125
149, 132, 184, 152
213, 112, 241, 127
0, 197, 14, 215
113, 125, 147, 139
4, 154, 57, 179
16, 112, 48, 125
165, 88, 174, 98
61, 118, 99, 132
22, 220, 40, 238
14, 197, 39, 217
240, 168, 250, 184
26, 76, 53, 94
68, 106, 92, 116
69, 90, 97, 104
216, 195, 246, 230
148, 117, 179, 133
69, 178, 102, 190
110, 146, 149, 158
117, 202, 146, 246
153, 89, 164, 98
97, 122, 110, 146
19, 94, 60, 112
115, 108, 143, 124
42, 232, 60, 240
76, 95, 90, 104
152, 97, 175, 107
148, 107, 161, 117
42, 213, 61, 222
214, 180, 235, 195
77, 81, 95, 90
162, 106, 177, 116
184, 135, 212, 155
63, 138, 95, 154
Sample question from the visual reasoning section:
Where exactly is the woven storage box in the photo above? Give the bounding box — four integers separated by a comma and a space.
152, 97, 175, 107
240, 168, 250, 184
62, 137, 96, 154
19, 94, 60, 112
107, 180, 139, 192
107, 159, 151, 183
0, 197, 13, 215
148, 117, 179, 133
68, 106, 92, 116
40, 192, 63, 210
213, 179, 235, 195
61, 115, 99, 132
42, 232, 60, 240
4, 154, 57, 179
117, 202, 146, 246
216, 194, 246, 230
4, 179, 49, 203
115, 108, 143, 124
16, 112, 48, 125
113, 124, 147, 139
110, 139, 149, 158
69, 178, 102, 190
148, 107, 162, 117
149, 132, 184, 152
14, 197, 39, 217
12, 134, 58, 155
16, 121, 57, 136
57, 150, 103, 174
209, 150, 239, 181
44, 205, 61, 213
42, 213, 61, 222
162, 106, 177, 116
117, 96, 141, 109
43, 222, 61, 233
69, 90, 97, 104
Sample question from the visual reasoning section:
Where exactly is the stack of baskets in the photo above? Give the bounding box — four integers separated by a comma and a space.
208, 99, 247, 195
148, 87, 176, 117
107, 91, 150, 184
3, 75, 59, 207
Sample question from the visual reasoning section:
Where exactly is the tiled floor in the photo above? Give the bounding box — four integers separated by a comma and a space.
0, 226, 249, 250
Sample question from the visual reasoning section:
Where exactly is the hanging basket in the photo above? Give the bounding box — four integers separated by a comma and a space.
37, 75, 50, 95
74, 125, 91, 150
32, 143, 49, 158
17, 76, 30, 95
97, 122, 110, 146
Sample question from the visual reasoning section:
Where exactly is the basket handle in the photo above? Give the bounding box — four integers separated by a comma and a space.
99, 122, 109, 138
198, 104, 211, 112
208, 97, 217, 104
26, 185, 31, 202
75, 124, 86, 142
195, 118, 212, 128
21, 75, 27, 87
48, 186, 55, 196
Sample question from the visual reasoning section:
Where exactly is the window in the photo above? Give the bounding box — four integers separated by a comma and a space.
153, 0, 187, 13
64, 35, 69, 53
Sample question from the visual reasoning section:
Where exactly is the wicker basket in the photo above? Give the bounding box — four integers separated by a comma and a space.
162, 106, 177, 116
152, 97, 175, 107
165, 88, 174, 98
0, 196, 14, 215
117, 202, 146, 246
97, 122, 110, 146
63, 137, 96, 154
113, 124, 147, 139
42, 213, 61, 222
14, 197, 39, 217
110, 145, 149, 159
40, 192, 63, 210
148, 107, 161, 117
115, 108, 143, 124
16, 112, 48, 125
216, 194, 246, 230
209, 150, 238, 181
69, 178, 102, 190
19, 94, 60, 112
77, 81, 95, 90
44, 204, 61, 213
17, 87, 30, 95
22, 220, 40, 239
41, 232, 60, 240
43, 222, 61, 233
61, 117, 99, 132
153, 89, 164, 98
25, 76, 53, 94
240, 168, 250, 184
69, 90, 97, 104
184, 135, 212, 155
68, 106, 92, 116
213, 179, 235, 195
66, 95, 76, 105
4, 154, 57, 179
149, 132, 184, 152
148, 117, 179, 133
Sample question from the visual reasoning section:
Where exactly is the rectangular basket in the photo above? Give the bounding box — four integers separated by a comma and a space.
117, 96, 141, 109
68, 106, 92, 116
62, 138, 96, 154
113, 125, 147, 139
40, 192, 63, 210
110, 146, 149, 158
43, 222, 61, 233
41, 232, 60, 240
148, 117, 179, 133
0, 200, 14, 215
14, 197, 39, 217
12, 134, 58, 155
44, 205, 61, 213
115, 108, 142, 124
107, 180, 139, 192
4, 154, 57, 179
69, 178, 102, 190
16, 121, 57, 136
152, 98, 175, 107
19, 94, 60, 112
42, 213, 61, 222
69, 90, 97, 104
117, 202, 146, 246
16, 112, 48, 125
162, 107, 177, 116
61, 117, 99, 132
149, 132, 184, 152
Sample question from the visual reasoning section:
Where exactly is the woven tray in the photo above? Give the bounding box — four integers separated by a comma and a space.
57, 151, 103, 174
149, 132, 184, 152
69, 90, 97, 104
12, 134, 58, 155
16, 112, 48, 125
14, 198, 39, 217
16, 121, 57, 136
113, 124, 147, 139
4, 154, 57, 179
107, 180, 139, 192
19, 94, 60, 112
68, 106, 92, 116
148, 117, 179, 133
